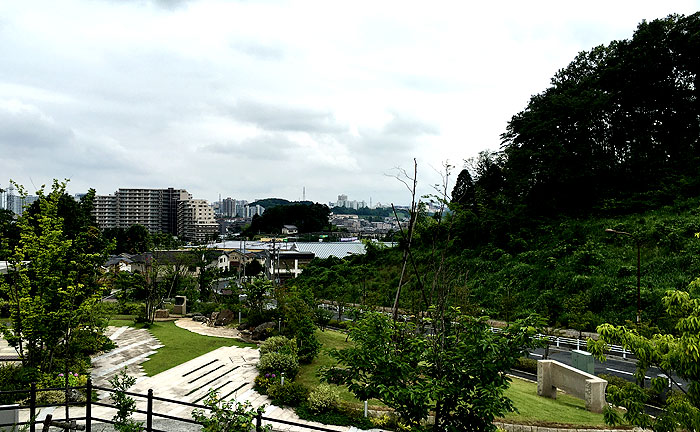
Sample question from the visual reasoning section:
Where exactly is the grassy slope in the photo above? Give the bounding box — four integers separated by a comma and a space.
107, 318, 255, 376
298, 329, 610, 426
501, 378, 609, 426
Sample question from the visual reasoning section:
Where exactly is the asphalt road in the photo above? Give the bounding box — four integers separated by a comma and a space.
525, 347, 687, 390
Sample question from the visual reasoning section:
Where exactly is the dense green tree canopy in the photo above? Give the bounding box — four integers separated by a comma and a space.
500, 13, 700, 216
244, 203, 330, 236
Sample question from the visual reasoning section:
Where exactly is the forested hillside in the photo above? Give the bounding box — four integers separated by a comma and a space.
293, 13, 700, 332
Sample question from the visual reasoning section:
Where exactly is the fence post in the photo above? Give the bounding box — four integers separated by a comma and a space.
256, 412, 262, 432
556, 337, 560, 347
86, 379, 92, 432
29, 382, 36, 432
147, 389, 153, 432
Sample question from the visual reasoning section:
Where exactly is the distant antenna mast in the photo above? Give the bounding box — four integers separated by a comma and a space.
303, 187, 306, 201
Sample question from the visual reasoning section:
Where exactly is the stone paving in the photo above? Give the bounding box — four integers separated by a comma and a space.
91, 326, 163, 388
14, 323, 380, 431
174, 318, 243, 339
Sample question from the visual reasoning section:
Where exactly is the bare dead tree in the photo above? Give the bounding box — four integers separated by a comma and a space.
388, 159, 419, 322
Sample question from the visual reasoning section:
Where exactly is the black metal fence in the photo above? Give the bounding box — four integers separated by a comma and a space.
0, 379, 339, 432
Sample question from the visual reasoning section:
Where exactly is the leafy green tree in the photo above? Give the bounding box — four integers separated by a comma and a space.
0, 209, 19, 260
0, 181, 109, 375
109, 367, 143, 432
245, 278, 273, 325
324, 310, 539, 431
192, 390, 270, 432
589, 289, 700, 431
278, 287, 320, 363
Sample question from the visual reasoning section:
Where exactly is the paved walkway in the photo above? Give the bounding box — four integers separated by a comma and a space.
13, 324, 381, 431
175, 317, 243, 339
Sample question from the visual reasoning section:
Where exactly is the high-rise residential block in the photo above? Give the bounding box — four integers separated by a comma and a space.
92, 188, 191, 235
177, 198, 219, 243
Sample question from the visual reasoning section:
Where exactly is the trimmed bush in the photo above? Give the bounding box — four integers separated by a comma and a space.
267, 382, 309, 407
514, 357, 538, 374
328, 320, 350, 330
307, 384, 340, 414
257, 352, 299, 379
253, 373, 280, 394
259, 336, 298, 357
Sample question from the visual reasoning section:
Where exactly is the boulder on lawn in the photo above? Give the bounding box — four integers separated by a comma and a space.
251, 321, 276, 340
215, 309, 235, 326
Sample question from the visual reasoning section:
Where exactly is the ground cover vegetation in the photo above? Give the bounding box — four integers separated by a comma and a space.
293, 13, 700, 430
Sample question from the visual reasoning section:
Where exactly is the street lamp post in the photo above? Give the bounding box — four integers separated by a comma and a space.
605, 229, 641, 324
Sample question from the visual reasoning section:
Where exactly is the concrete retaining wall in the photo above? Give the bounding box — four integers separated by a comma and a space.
538, 360, 608, 413
494, 422, 641, 432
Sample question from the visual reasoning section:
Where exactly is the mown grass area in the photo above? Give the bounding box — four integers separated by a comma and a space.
299, 329, 612, 426
107, 317, 255, 376
501, 377, 611, 427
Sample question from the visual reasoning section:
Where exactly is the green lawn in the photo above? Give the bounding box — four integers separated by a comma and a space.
501, 377, 611, 427
297, 329, 385, 408
299, 329, 612, 427
107, 317, 255, 376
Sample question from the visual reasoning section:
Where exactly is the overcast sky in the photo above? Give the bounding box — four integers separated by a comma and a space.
1, 1, 698, 206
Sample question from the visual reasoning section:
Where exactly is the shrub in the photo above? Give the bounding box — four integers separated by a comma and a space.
0, 364, 36, 404
193, 390, 271, 432
296, 404, 374, 429
267, 382, 309, 407
514, 357, 538, 374
306, 384, 340, 414
40, 371, 87, 389
191, 302, 220, 317
253, 373, 280, 394
259, 336, 298, 357
295, 320, 321, 364
328, 320, 350, 330
257, 352, 299, 379
598, 373, 664, 406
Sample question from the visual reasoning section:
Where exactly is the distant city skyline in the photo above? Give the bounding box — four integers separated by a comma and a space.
2, 1, 698, 205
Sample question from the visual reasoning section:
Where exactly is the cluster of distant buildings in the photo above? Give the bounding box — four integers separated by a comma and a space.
0, 185, 40, 216
104, 240, 384, 289
2, 183, 414, 241
92, 188, 266, 243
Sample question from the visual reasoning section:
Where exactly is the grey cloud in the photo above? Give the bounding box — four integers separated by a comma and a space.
0, 101, 143, 180
230, 100, 348, 134
201, 132, 299, 161
0, 103, 74, 155
232, 41, 285, 61
398, 75, 457, 93
98, 0, 193, 10
382, 112, 440, 136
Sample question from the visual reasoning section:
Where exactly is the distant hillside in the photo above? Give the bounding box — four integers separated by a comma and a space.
249, 198, 314, 209
295, 14, 700, 333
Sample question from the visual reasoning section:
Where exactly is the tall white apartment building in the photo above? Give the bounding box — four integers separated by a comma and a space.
177, 199, 219, 243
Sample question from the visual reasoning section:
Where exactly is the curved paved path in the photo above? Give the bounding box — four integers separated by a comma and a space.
175, 317, 244, 339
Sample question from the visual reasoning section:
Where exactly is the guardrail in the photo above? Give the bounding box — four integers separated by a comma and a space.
489, 327, 634, 359
0, 379, 341, 432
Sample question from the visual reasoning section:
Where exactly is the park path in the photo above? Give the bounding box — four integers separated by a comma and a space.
59, 322, 382, 431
